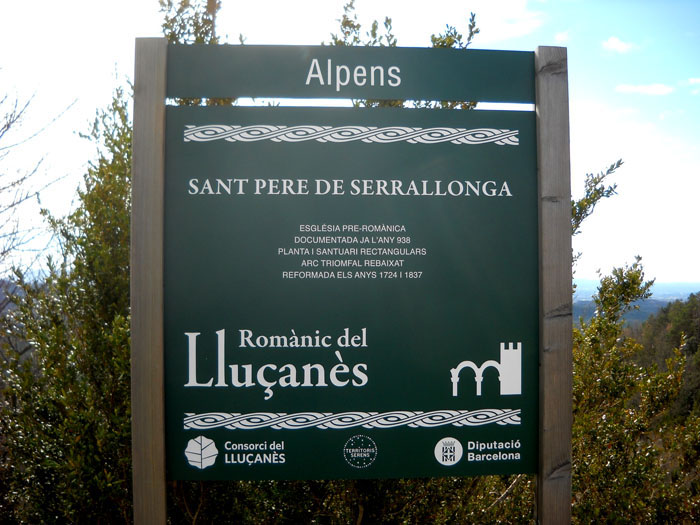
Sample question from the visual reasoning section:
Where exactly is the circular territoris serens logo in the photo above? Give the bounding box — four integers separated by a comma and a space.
343, 434, 378, 468
434, 437, 463, 466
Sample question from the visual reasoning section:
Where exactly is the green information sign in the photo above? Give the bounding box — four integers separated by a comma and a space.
164, 99, 538, 479
133, 40, 575, 522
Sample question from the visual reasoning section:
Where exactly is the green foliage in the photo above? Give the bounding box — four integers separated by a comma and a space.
328, 0, 396, 48
415, 13, 479, 111
329, 1, 478, 110
570, 159, 622, 271
160, 0, 220, 45
640, 292, 700, 363
571, 159, 622, 237
164, 476, 535, 524
636, 292, 700, 417
430, 13, 480, 50
572, 259, 699, 522
0, 88, 132, 523
159, 0, 234, 107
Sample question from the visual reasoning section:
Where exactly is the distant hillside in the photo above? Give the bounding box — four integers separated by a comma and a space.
575, 279, 700, 302
573, 298, 672, 324
573, 280, 700, 324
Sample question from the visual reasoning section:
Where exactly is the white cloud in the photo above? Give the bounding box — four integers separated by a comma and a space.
659, 109, 686, 121
602, 36, 635, 53
222, 0, 544, 47
570, 99, 700, 282
463, 0, 544, 45
554, 31, 569, 44
689, 78, 700, 94
222, 0, 546, 50
615, 84, 674, 95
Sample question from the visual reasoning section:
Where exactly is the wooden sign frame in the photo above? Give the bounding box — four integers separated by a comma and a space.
131, 38, 571, 523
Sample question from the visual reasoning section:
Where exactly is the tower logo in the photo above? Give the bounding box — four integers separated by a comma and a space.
450, 342, 522, 397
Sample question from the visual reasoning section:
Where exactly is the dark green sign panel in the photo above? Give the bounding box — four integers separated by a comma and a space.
164, 46, 539, 479
163, 45, 538, 480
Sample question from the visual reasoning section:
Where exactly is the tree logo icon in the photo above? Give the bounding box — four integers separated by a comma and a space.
184, 435, 218, 469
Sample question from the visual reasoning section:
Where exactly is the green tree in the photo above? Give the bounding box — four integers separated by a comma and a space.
0, 88, 132, 523
639, 292, 700, 362
637, 291, 700, 417
572, 260, 689, 522
160, 0, 220, 45
568, 169, 699, 522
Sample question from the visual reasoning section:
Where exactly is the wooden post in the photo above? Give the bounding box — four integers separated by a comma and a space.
131, 37, 168, 525
535, 46, 573, 524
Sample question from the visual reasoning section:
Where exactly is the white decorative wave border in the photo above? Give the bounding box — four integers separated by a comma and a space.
183, 409, 521, 430
183, 125, 519, 146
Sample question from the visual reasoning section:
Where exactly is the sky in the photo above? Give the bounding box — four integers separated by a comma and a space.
1, 0, 699, 283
